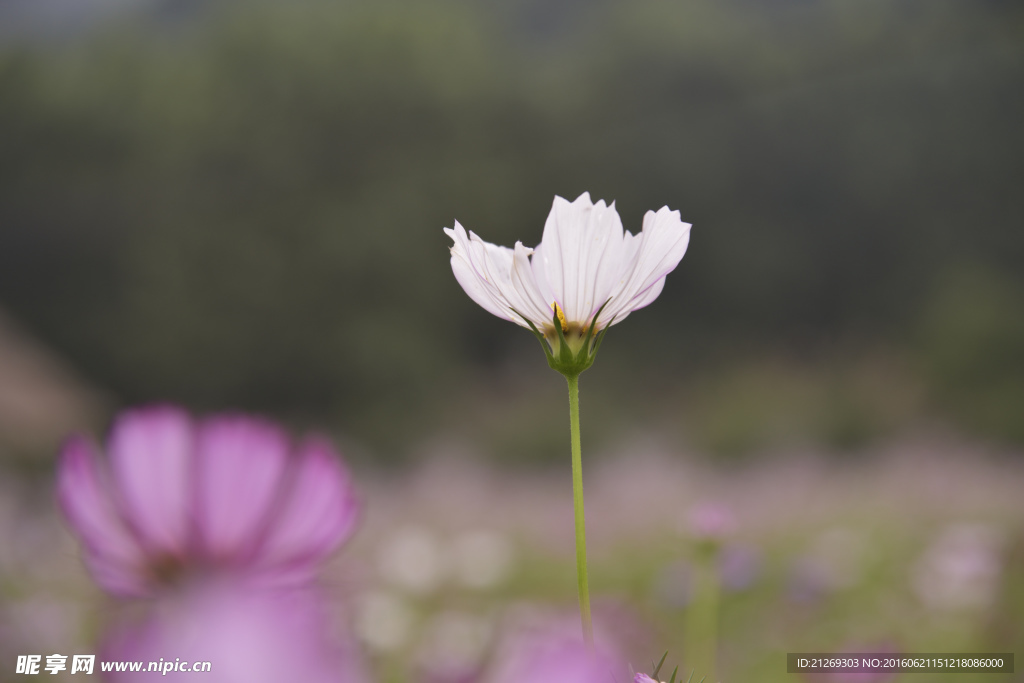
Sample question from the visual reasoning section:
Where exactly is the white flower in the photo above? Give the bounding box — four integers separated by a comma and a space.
444, 192, 691, 342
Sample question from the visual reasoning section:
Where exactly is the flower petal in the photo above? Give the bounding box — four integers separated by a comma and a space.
510, 241, 557, 326
536, 193, 626, 324
446, 223, 517, 322
57, 437, 150, 596
602, 206, 690, 325
102, 582, 369, 683
446, 222, 550, 328
621, 274, 665, 313
255, 436, 358, 582
194, 416, 289, 562
108, 406, 194, 557
80, 551, 153, 597
470, 232, 545, 326
488, 623, 624, 683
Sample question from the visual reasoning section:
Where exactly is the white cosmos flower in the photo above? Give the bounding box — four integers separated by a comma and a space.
444, 192, 691, 339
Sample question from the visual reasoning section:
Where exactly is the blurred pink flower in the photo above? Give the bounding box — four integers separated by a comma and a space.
57, 406, 359, 597
485, 617, 626, 683
687, 502, 736, 541
102, 581, 367, 683
802, 642, 900, 683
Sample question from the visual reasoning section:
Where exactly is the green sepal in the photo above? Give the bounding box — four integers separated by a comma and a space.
553, 307, 574, 367
511, 299, 614, 379
513, 307, 556, 366
652, 652, 668, 679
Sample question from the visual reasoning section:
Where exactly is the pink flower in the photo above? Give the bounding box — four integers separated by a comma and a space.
57, 406, 359, 597
102, 581, 368, 683
687, 502, 736, 541
635, 675, 661, 683
485, 617, 626, 683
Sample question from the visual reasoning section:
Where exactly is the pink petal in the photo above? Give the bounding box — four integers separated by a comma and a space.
255, 436, 358, 582
194, 416, 289, 563
108, 406, 194, 557
57, 437, 151, 596
102, 582, 369, 683
489, 631, 623, 683
80, 551, 153, 597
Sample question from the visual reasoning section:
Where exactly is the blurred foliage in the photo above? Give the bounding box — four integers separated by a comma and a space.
919, 266, 1024, 444
677, 354, 923, 458
0, 0, 1022, 459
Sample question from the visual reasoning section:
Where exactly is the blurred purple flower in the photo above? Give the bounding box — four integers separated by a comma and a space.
102, 581, 367, 683
57, 406, 359, 597
719, 543, 761, 591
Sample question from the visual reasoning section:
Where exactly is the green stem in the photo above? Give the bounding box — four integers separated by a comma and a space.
566, 374, 594, 650
686, 545, 720, 682
705, 557, 720, 683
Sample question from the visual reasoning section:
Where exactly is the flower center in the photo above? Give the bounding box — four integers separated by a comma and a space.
147, 553, 190, 587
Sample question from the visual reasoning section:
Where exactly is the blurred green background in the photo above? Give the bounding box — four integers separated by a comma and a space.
1, 0, 1023, 463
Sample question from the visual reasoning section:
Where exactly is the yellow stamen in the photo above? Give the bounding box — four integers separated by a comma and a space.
551, 301, 568, 332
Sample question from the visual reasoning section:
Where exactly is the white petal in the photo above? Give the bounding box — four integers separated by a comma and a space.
535, 194, 583, 319
473, 234, 542, 328
536, 193, 626, 324
529, 241, 554, 307
445, 223, 517, 323
623, 275, 665, 313
446, 222, 553, 329
576, 199, 627, 323
509, 241, 556, 327
602, 206, 690, 325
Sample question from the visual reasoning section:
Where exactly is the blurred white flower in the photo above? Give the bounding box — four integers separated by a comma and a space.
451, 530, 515, 590
4, 597, 83, 652
415, 611, 493, 682
354, 590, 415, 653
654, 560, 693, 607
912, 523, 1003, 611
377, 526, 446, 595
788, 528, 868, 601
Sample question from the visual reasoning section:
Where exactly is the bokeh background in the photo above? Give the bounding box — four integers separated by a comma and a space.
1, 0, 1022, 681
